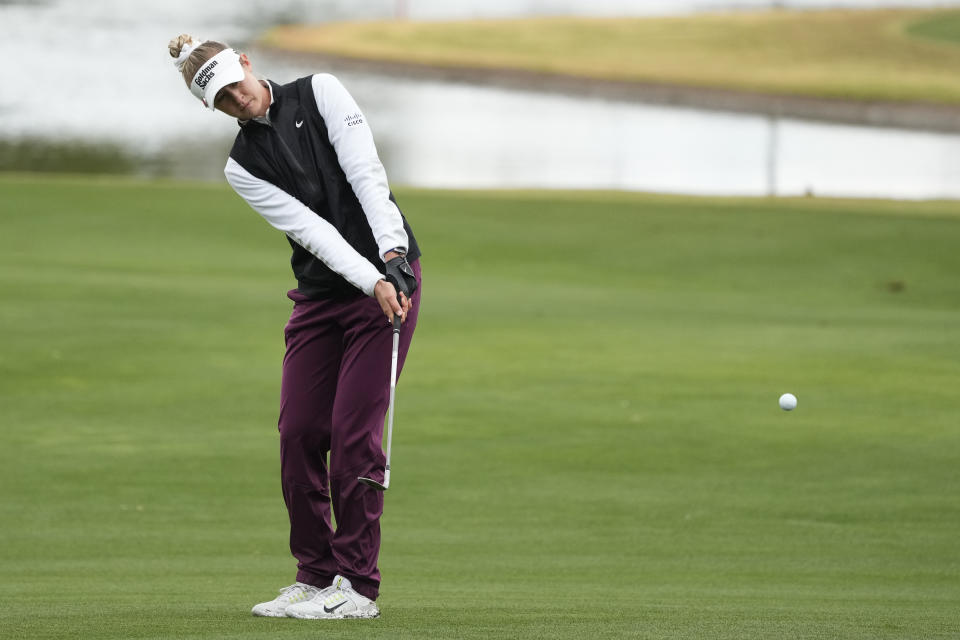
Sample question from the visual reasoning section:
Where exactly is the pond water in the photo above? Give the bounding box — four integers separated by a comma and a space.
266, 57, 960, 199
2, 0, 960, 198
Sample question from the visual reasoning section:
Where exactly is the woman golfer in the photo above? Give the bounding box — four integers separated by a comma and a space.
168, 35, 421, 619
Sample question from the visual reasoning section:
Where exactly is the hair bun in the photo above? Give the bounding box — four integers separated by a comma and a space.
169, 34, 206, 72
168, 34, 195, 59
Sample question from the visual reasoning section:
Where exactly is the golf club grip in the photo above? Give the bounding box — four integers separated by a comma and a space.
393, 314, 401, 332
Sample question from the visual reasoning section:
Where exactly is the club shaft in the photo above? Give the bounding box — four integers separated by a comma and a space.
383, 321, 400, 473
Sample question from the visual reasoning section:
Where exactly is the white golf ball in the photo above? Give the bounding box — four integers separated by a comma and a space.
779, 393, 797, 411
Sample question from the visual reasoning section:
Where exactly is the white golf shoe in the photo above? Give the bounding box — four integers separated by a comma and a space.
251, 582, 325, 617
285, 575, 380, 619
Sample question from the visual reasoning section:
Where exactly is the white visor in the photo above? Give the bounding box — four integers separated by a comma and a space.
190, 48, 245, 111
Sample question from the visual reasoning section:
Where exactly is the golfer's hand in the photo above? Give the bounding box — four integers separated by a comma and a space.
374, 279, 410, 323
385, 255, 418, 300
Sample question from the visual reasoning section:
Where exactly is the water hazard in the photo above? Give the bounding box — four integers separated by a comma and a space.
3, 0, 960, 198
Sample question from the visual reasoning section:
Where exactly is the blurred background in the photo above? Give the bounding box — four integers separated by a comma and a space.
3, 0, 960, 197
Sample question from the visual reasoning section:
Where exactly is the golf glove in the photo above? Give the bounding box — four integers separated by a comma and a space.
385, 255, 418, 301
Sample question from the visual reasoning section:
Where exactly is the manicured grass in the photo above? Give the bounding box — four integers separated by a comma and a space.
263, 9, 960, 104
905, 9, 960, 44
1, 175, 959, 638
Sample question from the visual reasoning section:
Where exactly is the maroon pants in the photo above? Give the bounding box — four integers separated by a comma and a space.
278, 261, 421, 601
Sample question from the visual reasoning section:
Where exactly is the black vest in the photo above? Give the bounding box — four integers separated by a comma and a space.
228, 77, 421, 299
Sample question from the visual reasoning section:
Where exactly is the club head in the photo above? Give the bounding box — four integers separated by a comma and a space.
357, 476, 388, 491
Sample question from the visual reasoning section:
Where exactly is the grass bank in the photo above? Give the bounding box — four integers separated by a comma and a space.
0, 139, 140, 175
263, 9, 960, 105
1, 176, 959, 638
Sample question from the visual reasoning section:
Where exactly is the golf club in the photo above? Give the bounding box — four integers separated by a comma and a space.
358, 313, 401, 491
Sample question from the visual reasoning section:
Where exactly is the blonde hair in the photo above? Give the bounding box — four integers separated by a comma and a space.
167, 34, 228, 86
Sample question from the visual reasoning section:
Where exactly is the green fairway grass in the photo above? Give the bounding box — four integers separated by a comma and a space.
1, 175, 959, 638
263, 9, 960, 105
